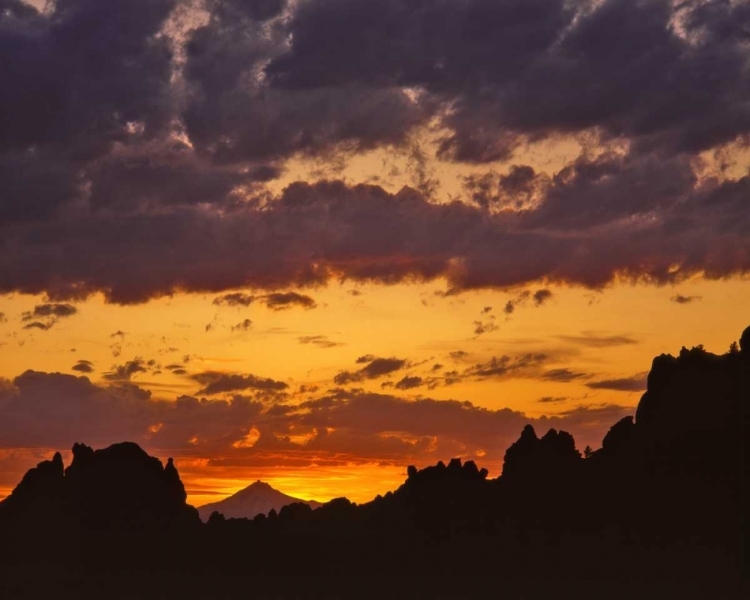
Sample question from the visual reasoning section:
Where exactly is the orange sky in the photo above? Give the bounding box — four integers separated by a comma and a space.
2, 277, 748, 506
1, 0, 749, 509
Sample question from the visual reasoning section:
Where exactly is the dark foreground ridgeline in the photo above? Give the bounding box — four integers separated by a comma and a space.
1, 328, 749, 599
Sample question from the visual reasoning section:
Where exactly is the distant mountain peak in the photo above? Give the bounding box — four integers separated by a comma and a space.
197, 480, 322, 522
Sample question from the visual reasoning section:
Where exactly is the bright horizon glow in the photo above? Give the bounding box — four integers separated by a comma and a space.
2, 278, 748, 506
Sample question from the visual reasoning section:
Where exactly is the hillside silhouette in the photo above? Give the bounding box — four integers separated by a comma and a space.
1, 327, 748, 598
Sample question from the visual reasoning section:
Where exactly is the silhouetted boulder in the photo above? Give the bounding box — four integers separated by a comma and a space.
502, 426, 581, 481
501, 424, 538, 480
1, 442, 199, 535
462, 460, 479, 477
0, 452, 64, 517
279, 501, 314, 521
600, 416, 635, 457
208, 511, 226, 525
62, 442, 199, 530
164, 457, 188, 504
740, 325, 750, 354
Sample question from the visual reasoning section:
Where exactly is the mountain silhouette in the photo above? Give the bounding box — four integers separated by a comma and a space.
197, 480, 322, 521
0, 326, 747, 598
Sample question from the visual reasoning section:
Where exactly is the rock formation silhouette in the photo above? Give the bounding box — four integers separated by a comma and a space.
1, 327, 748, 598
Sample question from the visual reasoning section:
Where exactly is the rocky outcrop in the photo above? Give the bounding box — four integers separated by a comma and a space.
0, 452, 64, 518
0, 442, 199, 530
501, 425, 581, 481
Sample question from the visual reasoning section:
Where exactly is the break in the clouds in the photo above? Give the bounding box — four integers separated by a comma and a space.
0, 0, 747, 302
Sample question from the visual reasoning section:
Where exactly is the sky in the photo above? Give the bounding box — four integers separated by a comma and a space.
0, 0, 748, 506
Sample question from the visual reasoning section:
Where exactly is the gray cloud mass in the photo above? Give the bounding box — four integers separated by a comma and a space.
0, 0, 746, 302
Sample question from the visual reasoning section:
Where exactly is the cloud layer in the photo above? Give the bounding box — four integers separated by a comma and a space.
0, 0, 748, 303
0, 370, 633, 475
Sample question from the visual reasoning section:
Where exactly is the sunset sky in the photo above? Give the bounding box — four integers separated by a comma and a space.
1, 0, 748, 506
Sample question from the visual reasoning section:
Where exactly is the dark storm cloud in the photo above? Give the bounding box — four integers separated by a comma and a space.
586, 373, 649, 392
85, 140, 252, 212
334, 357, 408, 385
1, 177, 749, 302
192, 372, 289, 396
0, 0, 175, 161
0, 1, 747, 302
269, 0, 750, 160
182, 0, 424, 165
